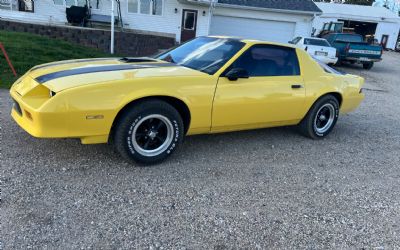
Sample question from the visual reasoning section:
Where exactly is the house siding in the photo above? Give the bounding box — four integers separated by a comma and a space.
212, 7, 314, 39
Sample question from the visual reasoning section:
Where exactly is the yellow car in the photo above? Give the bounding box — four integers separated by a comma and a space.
10, 37, 364, 164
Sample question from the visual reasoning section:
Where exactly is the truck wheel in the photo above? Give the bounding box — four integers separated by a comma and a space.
113, 100, 184, 165
363, 62, 374, 70
298, 95, 340, 139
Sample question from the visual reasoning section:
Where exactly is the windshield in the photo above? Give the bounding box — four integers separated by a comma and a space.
156, 37, 245, 75
304, 38, 331, 47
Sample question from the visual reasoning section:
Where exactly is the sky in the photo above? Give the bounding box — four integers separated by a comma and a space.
373, 0, 400, 13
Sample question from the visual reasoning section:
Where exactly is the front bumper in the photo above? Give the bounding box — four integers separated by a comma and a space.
10, 86, 110, 144
10, 88, 67, 138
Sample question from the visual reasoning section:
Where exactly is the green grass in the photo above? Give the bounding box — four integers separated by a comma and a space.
0, 30, 111, 88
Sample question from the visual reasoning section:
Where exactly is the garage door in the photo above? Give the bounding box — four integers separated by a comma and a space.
210, 16, 296, 44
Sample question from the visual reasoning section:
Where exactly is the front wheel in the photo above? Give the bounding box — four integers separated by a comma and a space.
298, 95, 340, 139
363, 62, 374, 70
113, 100, 184, 165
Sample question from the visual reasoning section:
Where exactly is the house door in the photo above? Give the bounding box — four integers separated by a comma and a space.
181, 9, 198, 42
381, 35, 389, 49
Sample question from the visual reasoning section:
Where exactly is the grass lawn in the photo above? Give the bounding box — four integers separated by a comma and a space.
0, 30, 111, 88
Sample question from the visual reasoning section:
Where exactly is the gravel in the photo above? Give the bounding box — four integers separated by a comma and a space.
1, 52, 400, 249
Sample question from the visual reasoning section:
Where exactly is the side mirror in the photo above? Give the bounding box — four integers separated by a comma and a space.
288, 41, 294, 44
225, 68, 249, 81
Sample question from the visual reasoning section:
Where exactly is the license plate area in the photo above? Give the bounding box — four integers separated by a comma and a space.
315, 51, 328, 56
359, 57, 370, 62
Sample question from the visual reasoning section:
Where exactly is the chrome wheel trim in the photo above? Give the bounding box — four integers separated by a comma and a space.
314, 103, 336, 134
131, 114, 174, 157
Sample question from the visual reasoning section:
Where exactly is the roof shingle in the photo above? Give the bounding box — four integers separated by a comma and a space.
217, 0, 322, 13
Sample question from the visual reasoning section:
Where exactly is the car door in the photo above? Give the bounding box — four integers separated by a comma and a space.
211, 44, 307, 132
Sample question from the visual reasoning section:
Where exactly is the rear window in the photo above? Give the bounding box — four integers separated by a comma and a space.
304, 38, 330, 47
336, 34, 363, 43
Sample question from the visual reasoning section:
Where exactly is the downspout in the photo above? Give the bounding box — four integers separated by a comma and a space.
207, 0, 217, 35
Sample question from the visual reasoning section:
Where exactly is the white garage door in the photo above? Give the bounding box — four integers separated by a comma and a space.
210, 15, 296, 44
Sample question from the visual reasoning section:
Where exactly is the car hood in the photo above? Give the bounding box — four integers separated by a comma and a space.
21, 58, 205, 93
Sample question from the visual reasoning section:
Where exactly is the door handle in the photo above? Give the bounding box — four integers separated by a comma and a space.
291, 84, 304, 89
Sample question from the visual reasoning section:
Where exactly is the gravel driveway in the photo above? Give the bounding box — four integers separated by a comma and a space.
1, 52, 400, 249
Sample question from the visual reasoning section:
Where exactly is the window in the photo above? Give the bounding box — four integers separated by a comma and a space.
128, 0, 162, 15
152, 0, 162, 15
128, 0, 138, 13
65, 0, 75, 6
230, 45, 300, 77
53, 0, 64, 5
183, 11, 196, 30
0, 0, 12, 10
336, 34, 363, 43
0, 0, 28, 11
304, 38, 331, 47
140, 0, 150, 14
156, 37, 245, 75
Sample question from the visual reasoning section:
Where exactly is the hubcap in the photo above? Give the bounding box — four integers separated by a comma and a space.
131, 115, 174, 157
314, 103, 336, 134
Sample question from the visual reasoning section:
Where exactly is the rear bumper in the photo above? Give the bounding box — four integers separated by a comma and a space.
341, 92, 365, 114
315, 56, 338, 65
343, 57, 382, 63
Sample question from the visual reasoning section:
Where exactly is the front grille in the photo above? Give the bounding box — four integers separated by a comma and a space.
12, 99, 22, 116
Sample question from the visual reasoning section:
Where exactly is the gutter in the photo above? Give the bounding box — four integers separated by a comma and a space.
178, 0, 322, 16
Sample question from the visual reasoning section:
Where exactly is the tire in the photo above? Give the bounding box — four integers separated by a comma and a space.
113, 99, 184, 165
298, 95, 340, 139
363, 62, 374, 70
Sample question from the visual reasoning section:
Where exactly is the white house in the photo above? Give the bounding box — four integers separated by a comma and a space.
313, 2, 400, 50
0, 0, 321, 43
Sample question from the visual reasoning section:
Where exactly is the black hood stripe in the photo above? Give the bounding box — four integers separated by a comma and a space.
30, 58, 116, 72
35, 63, 176, 83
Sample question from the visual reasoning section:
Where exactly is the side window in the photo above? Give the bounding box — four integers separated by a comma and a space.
230, 45, 300, 77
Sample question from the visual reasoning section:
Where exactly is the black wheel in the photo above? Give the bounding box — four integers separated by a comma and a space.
298, 95, 340, 139
113, 99, 184, 165
363, 62, 374, 70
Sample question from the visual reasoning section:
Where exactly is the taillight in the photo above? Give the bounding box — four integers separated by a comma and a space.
345, 43, 350, 53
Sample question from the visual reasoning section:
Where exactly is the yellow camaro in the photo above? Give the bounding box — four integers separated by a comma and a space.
10, 37, 364, 164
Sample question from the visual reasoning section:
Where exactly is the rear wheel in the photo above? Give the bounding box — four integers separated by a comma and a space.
113, 100, 184, 165
363, 62, 374, 70
299, 95, 340, 139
